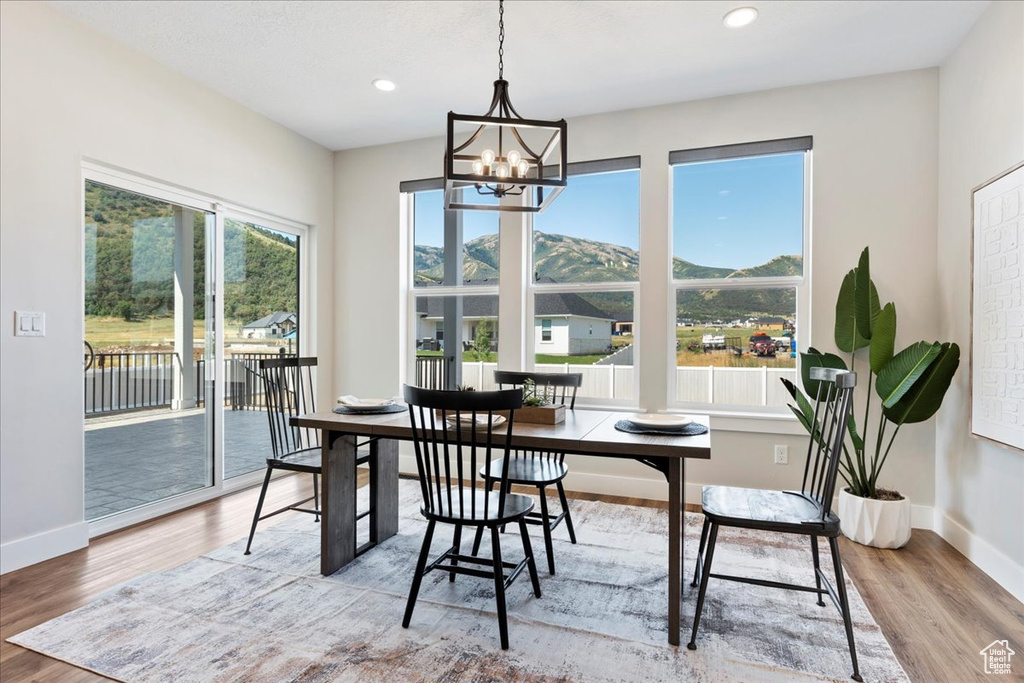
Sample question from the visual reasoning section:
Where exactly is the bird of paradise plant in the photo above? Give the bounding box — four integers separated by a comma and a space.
782, 247, 960, 500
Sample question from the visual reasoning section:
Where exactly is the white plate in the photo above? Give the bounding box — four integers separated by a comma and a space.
628, 414, 693, 430
337, 396, 394, 411
446, 414, 507, 427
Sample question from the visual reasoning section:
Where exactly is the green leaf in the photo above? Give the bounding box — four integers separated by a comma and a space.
800, 350, 848, 398
855, 248, 875, 340
834, 269, 868, 352
846, 414, 865, 453
869, 302, 897, 375
876, 341, 942, 408
883, 343, 961, 424
781, 379, 815, 434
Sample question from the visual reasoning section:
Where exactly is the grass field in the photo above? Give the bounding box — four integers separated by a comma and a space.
676, 326, 796, 368
85, 316, 289, 354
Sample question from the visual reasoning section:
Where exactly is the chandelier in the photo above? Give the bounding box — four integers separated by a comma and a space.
444, 0, 567, 213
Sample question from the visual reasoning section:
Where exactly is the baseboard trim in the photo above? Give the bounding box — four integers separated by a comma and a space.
398, 455, 936, 529
0, 521, 89, 575
933, 510, 1024, 604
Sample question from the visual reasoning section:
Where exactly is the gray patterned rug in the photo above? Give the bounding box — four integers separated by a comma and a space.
9, 481, 908, 682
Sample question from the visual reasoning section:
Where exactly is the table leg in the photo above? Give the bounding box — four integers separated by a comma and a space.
668, 457, 682, 646
321, 432, 357, 575
370, 438, 399, 544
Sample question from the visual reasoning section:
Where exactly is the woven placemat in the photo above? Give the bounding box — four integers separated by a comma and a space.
614, 419, 708, 436
332, 403, 406, 415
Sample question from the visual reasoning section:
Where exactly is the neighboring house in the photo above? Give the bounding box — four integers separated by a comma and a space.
744, 316, 791, 329
416, 292, 614, 356
613, 315, 634, 336
241, 311, 297, 339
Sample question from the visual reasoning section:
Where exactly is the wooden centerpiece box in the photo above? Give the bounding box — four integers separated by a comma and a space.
509, 404, 566, 425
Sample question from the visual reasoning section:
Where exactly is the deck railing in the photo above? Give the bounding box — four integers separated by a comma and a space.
84, 350, 293, 416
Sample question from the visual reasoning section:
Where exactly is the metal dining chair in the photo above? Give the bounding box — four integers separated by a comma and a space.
687, 367, 862, 682
402, 384, 541, 650
471, 370, 583, 575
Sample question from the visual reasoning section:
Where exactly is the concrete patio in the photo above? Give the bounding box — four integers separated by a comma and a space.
85, 409, 280, 520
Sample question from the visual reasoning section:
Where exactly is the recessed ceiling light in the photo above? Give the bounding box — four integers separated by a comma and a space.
723, 7, 758, 28
372, 79, 396, 92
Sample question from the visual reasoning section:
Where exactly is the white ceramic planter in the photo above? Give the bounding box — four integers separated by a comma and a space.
838, 488, 912, 549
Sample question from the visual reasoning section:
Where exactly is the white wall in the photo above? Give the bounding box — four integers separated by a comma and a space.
936, 0, 1024, 601
335, 70, 941, 513
0, 2, 335, 572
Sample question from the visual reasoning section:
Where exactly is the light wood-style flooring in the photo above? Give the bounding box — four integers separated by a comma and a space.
2, 474, 1021, 682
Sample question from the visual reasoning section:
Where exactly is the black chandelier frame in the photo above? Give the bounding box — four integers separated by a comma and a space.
443, 1, 567, 213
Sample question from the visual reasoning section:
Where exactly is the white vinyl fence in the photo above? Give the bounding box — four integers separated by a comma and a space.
457, 362, 796, 407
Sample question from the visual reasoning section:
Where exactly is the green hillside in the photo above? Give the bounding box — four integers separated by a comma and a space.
84, 181, 297, 323
415, 231, 800, 320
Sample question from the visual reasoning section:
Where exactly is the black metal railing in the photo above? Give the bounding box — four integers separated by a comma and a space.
226, 352, 291, 410
415, 355, 447, 390
84, 351, 179, 415
84, 348, 294, 416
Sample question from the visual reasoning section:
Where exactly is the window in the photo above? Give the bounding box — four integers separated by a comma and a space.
531, 158, 640, 404
541, 319, 552, 342
404, 160, 639, 402
670, 137, 810, 409
406, 184, 499, 389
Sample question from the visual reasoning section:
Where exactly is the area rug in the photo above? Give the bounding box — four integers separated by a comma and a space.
9, 481, 909, 682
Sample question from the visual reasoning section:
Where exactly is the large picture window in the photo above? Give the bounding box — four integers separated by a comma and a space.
407, 185, 499, 389
670, 138, 810, 409
531, 158, 640, 403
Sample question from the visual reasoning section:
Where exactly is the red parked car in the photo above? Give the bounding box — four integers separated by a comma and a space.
748, 333, 776, 357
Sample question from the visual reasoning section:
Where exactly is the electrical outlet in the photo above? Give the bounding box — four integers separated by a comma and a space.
773, 444, 789, 465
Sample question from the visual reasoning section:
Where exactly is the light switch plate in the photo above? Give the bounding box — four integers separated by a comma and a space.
14, 311, 44, 337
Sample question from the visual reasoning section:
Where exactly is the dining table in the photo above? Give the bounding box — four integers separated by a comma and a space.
291, 407, 712, 646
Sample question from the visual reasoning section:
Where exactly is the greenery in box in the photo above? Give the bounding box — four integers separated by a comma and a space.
782, 248, 960, 500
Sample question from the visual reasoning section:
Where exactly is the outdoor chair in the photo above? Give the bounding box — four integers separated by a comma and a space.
471, 370, 582, 575
688, 367, 862, 682
402, 384, 541, 650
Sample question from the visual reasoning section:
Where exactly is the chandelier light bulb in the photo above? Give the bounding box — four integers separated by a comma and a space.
481, 149, 496, 166
496, 162, 510, 178
517, 160, 529, 176
472, 159, 484, 174
507, 150, 521, 167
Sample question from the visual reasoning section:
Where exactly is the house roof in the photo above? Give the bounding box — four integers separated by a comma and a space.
243, 311, 296, 328
416, 292, 615, 321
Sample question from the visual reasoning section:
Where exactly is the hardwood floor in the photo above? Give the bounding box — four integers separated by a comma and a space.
2, 475, 1021, 682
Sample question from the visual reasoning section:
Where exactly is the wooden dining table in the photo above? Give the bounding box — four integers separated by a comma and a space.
292, 407, 711, 646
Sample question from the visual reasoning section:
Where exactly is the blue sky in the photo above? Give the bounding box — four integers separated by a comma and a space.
415, 156, 802, 270
414, 170, 640, 250
672, 153, 804, 268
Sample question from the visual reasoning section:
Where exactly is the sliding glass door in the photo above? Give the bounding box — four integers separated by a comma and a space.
221, 215, 301, 479
83, 175, 305, 525
83, 181, 215, 520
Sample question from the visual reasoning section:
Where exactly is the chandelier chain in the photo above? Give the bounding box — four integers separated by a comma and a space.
497, 0, 504, 79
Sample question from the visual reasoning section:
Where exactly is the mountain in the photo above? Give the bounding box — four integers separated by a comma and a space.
415, 232, 801, 320
84, 182, 298, 323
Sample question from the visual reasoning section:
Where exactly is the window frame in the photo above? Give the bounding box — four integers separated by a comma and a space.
667, 139, 812, 414
81, 160, 312, 537
527, 157, 642, 407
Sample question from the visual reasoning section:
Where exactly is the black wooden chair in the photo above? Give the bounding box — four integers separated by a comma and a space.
471, 370, 582, 575
688, 367, 862, 682
244, 357, 371, 554
402, 384, 541, 650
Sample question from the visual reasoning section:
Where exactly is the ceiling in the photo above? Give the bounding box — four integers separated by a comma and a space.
47, 0, 988, 151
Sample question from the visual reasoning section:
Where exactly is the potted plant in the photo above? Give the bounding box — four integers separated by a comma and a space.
782, 247, 960, 548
